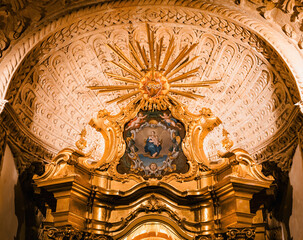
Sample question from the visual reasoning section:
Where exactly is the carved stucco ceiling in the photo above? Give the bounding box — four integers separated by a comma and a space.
5, 3, 301, 164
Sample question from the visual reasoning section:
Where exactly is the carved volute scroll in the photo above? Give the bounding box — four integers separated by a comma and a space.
80, 103, 141, 169
77, 95, 272, 185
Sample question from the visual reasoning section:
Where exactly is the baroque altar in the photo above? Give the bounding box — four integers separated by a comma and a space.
33, 24, 273, 240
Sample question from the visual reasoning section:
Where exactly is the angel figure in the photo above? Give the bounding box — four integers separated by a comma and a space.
125, 112, 147, 130
160, 112, 181, 129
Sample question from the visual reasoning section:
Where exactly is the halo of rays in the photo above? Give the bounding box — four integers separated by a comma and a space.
88, 23, 220, 105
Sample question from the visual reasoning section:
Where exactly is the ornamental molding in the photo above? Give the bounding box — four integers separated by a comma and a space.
43, 226, 113, 240
34, 142, 273, 237
6, 4, 300, 108
226, 227, 255, 240
252, 110, 303, 172
104, 194, 203, 234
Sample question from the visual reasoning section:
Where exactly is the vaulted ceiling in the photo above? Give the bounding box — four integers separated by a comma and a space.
1, 0, 303, 171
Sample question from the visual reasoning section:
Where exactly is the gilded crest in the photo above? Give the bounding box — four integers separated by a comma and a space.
82, 23, 223, 181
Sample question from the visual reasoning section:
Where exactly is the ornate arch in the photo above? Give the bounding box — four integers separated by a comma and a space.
0, 0, 302, 173
0, 0, 302, 105
113, 215, 195, 240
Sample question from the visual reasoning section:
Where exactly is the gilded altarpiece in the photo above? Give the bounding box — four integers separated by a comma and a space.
33, 24, 273, 240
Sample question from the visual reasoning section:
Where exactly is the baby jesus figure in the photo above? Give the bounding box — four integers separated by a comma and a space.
144, 131, 162, 157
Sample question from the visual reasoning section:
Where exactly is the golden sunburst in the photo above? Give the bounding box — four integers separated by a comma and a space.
88, 24, 220, 110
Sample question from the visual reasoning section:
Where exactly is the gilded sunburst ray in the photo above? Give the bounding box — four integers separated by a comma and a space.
88, 23, 220, 110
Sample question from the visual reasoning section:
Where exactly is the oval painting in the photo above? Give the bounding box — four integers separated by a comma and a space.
117, 110, 189, 179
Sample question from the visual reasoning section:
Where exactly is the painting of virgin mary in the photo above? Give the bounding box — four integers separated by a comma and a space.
118, 110, 188, 178
144, 131, 162, 157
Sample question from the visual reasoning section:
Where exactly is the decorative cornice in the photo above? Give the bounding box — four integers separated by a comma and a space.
35, 149, 211, 204
103, 194, 204, 234
43, 226, 113, 240
0, 104, 54, 173
252, 111, 303, 172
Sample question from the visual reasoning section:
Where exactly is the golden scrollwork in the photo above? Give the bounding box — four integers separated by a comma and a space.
74, 95, 226, 182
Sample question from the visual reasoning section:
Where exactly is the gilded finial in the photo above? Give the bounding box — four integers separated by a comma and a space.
76, 129, 87, 151
221, 128, 233, 151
